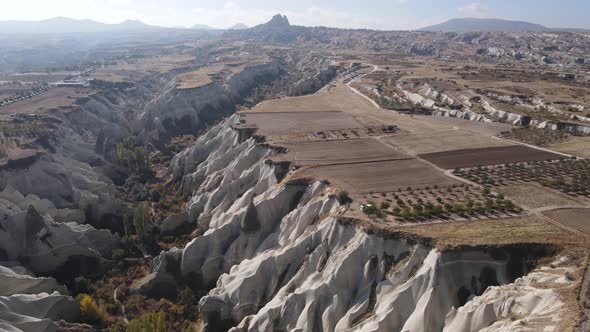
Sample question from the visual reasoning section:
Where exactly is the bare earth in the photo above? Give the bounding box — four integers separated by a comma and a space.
550, 137, 590, 159
419, 146, 564, 169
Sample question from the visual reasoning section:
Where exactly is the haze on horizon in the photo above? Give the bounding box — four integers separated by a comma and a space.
0, 0, 588, 31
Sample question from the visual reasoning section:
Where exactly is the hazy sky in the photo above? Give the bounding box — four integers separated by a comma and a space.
1, 0, 588, 30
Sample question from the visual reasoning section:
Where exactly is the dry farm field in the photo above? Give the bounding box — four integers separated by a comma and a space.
300, 158, 461, 194
0, 87, 91, 114
420, 146, 564, 169
278, 138, 407, 165
543, 208, 590, 235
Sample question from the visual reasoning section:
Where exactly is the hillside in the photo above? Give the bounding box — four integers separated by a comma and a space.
0, 17, 160, 34
419, 18, 547, 32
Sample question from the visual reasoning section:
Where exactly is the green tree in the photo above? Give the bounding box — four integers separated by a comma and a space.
126, 311, 166, 332
123, 214, 132, 238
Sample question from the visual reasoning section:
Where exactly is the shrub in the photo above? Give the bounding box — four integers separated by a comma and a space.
400, 207, 413, 219
380, 202, 391, 210
73, 276, 92, 293
363, 204, 381, 216
337, 191, 352, 204
126, 311, 167, 332
433, 205, 444, 216
112, 249, 126, 261
451, 204, 464, 214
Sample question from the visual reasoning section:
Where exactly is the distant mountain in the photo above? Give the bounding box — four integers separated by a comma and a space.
0, 17, 160, 34
190, 24, 219, 31
229, 23, 249, 30
419, 18, 547, 33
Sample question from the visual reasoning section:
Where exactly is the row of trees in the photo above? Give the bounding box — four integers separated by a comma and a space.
364, 195, 518, 220
125, 311, 167, 332
114, 141, 151, 176
130, 201, 153, 242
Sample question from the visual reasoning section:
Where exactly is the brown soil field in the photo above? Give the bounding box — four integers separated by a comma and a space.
424, 116, 515, 136
385, 128, 510, 156
0, 87, 92, 114
278, 138, 408, 165
175, 66, 221, 89
544, 208, 590, 235
91, 55, 195, 82
419, 145, 564, 169
498, 184, 582, 209
253, 85, 454, 133
396, 215, 588, 249
299, 158, 460, 194
550, 137, 590, 159
239, 111, 363, 136
4, 72, 75, 83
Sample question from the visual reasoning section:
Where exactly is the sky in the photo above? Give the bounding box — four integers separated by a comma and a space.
0, 0, 588, 30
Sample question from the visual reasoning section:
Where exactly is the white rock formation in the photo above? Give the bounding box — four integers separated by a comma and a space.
153, 115, 573, 332
444, 256, 576, 332
0, 188, 119, 274
0, 266, 66, 297
0, 292, 79, 332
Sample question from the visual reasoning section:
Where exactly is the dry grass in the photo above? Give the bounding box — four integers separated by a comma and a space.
384, 128, 510, 156
278, 138, 407, 165
550, 136, 590, 159
239, 111, 364, 138
544, 209, 590, 236
92, 55, 195, 82
499, 184, 582, 209
395, 215, 589, 250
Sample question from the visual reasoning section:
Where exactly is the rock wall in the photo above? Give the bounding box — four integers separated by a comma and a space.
0, 187, 119, 275
142, 61, 281, 138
